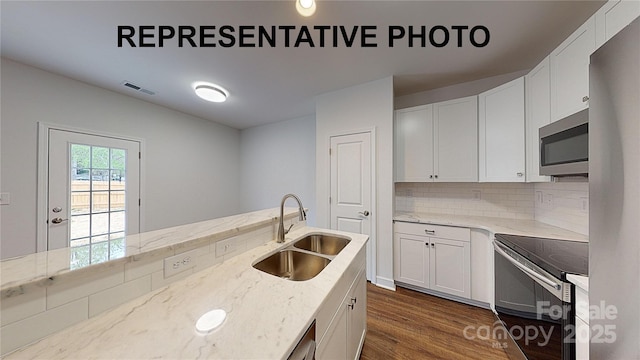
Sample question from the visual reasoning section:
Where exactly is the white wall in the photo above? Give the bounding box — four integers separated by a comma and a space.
0, 58, 241, 259
239, 116, 316, 225
315, 76, 394, 289
395, 70, 528, 109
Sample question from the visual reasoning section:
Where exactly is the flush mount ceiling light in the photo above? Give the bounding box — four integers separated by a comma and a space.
296, 0, 316, 17
194, 83, 228, 103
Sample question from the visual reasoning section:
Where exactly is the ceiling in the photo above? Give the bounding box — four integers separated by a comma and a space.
1, 1, 604, 130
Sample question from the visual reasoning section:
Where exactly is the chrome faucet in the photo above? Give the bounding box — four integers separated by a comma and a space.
277, 194, 307, 243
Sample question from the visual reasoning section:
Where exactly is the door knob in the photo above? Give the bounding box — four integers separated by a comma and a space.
50, 217, 68, 224
358, 210, 370, 217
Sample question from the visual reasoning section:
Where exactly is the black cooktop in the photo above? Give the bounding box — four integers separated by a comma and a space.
495, 233, 589, 279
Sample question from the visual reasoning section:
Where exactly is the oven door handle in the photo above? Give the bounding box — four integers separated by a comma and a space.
494, 241, 562, 291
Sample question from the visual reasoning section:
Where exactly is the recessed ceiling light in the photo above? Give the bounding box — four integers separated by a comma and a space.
194, 83, 228, 103
296, 0, 316, 17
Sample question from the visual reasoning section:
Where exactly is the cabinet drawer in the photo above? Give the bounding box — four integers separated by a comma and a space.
394, 222, 470, 242
575, 286, 589, 324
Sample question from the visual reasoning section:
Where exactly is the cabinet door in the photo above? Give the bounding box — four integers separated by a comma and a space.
394, 105, 433, 182
347, 271, 367, 360
525, 57, 552, 183
478, 77, 526, 182
316, 301, 348, 360
393, 232, 429, 288
550, 17, 595, 121
433, 96, 478, 182
595, 0, 640, 49
429, 237, 471, 299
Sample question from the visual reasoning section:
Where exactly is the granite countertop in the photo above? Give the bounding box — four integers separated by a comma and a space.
394, 211, 588, 242
4, 226, 369, 359
1, 207, 303, 292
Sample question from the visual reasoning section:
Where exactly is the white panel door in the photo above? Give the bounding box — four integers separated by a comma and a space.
330, 132, 372, 274
48, 129, 140, 267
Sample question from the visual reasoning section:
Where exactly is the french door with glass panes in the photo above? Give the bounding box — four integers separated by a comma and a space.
47, 129, 140, 268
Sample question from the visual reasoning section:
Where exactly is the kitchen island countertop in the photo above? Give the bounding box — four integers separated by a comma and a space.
4, 226, 368, 359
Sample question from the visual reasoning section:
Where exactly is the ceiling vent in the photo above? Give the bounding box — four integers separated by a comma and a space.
121, 81, 156, 95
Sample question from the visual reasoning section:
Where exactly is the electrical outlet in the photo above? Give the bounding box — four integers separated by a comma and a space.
215, 238, 238, 258
471, 190, 481, 201
0, 193, 10, 205
544, 193, 554, 208
163, 249, 198, 278
581, 197, 589, 213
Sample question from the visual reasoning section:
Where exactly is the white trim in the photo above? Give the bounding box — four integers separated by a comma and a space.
327, 127, 378, 284
375, 276, 397, 291
36, 122, 145, 252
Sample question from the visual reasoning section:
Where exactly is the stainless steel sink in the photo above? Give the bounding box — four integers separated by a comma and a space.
293, 234, 350, 256
253, 250, 330, 281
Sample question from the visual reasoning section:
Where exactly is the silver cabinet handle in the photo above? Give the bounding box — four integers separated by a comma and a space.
429, 175, 433, 179
424, 229, 435, 235
50, 217, 68, 224
358, 210, 370, 217
434, 175, 438, 179
582, 96, 589, 102
517, 172, 524, 177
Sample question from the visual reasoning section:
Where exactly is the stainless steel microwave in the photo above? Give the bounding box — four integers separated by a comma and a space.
539, 109, 588, 176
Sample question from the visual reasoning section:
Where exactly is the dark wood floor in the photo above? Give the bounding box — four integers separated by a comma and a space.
360, 283, 510, 360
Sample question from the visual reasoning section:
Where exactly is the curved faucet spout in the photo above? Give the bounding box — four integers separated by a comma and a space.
277, 194, 307, 243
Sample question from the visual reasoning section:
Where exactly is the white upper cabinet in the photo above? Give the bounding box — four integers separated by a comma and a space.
394, 96, 478, 182
394, 105, 433, 182
550, 17, 596, 121
478, 77, 526, 182
525, 57, 552, 183
595, 0, 640, 49
433, 96, 478, 182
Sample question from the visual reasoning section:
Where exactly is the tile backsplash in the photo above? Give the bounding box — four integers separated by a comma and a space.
395, 183, 535, 220
395, 181, 589, 236
534, 181, 588, 236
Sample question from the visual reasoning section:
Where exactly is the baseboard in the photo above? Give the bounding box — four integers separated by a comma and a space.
396, 282, 491, 309
375, 276, 396, 291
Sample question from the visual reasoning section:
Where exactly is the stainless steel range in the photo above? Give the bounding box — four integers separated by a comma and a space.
493, 233, 588, 360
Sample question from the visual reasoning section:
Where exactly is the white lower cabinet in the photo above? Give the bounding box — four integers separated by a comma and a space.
316, 249, 367, 360
394, 222, 471, 299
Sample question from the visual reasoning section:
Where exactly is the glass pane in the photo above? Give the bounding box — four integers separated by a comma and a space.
70, 237, 90, 247
70, 215, 90, 240
71, 144, 90, 180
110, 191, 125, 212
91, 234, 109, 244
91, 169, 110, 190
110, 211, 125, 233
70, 192, 90, 215
91, 213, 109, 236
92, 191, 110, 212
91, 242, 109, 264
110, 169, 125, 186
111, 148, 126, 171
92, 146, 110, 169
70, 245, 90, 270
109, 235, 126, 259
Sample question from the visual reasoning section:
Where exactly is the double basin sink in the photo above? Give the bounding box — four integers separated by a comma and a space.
253, 234, 350, 281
